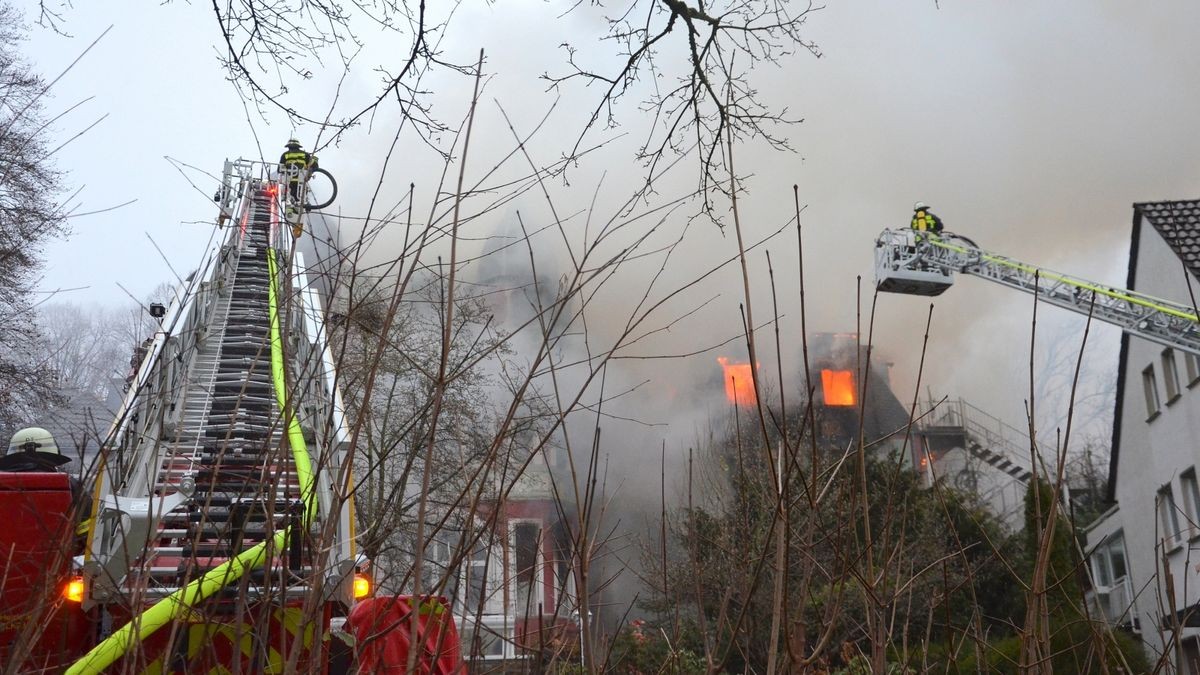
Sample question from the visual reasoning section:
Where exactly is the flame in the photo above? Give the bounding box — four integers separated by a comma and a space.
821, 369, 856, 406
718, 357, 757, 407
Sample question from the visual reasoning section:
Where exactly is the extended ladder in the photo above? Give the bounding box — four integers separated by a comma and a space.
75, 161, 357, 674
875, 229, 1200, 356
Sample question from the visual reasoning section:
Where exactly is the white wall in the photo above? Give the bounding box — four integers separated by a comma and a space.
1110, 213, 1200, 659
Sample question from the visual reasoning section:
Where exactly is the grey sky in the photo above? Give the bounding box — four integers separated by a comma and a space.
19, 0, 1200, 441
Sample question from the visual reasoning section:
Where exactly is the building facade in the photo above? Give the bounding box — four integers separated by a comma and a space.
1088, 200, 1200, 672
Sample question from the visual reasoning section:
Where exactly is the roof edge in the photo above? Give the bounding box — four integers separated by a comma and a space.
1107, 207, 1141, 503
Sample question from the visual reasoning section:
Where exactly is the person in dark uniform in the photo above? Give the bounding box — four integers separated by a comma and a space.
280, 138, 318, 203
1, 427, 73, 473
911, 201, 944, 235
2, 428, 91, 547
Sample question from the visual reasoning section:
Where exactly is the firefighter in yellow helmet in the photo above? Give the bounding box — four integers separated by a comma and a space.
280, 138, 318, 204
911, 201, 944, 235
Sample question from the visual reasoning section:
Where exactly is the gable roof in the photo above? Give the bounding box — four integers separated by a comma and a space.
1134, 199, 1200, 279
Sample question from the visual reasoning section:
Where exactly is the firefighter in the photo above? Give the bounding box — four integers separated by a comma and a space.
0, 427, 72, 473
1, 428, 92, 544
911, 201, 944, 235
280, 138, 318, 204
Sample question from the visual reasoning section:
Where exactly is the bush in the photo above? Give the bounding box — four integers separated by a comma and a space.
955, 622, 1150, 674
607, 619, 707, 674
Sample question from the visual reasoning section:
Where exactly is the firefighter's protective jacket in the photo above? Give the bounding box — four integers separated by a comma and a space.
280, 149, 318, 182
911, 209, 944, 233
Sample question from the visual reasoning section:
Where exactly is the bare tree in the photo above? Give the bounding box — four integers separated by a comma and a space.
0, 2, 69, 429
36, 303, 129, 398
203, 0, 820, 194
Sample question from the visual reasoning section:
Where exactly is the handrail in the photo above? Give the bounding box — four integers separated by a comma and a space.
928, 236, 1200, 323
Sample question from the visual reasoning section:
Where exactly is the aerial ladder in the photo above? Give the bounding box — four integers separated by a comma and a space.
62, 159, 362, 674
877, 227, 1200, 514
875, 228, 1200, 356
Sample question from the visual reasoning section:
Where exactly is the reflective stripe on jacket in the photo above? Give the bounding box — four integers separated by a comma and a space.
280, 150, 316, 181
911, 210, 942, 232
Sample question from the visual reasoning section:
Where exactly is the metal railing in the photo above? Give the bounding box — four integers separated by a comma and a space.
917, 397, 1043, 470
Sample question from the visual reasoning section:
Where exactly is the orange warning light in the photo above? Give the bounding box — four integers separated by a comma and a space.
266, 183, 280, 197
718, 357, 757, 407
64, 576, 85, 603
353, 573, 372, 599
821, 369, 856, 406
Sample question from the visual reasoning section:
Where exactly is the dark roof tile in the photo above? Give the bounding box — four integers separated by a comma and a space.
1134, 199, 1200, 279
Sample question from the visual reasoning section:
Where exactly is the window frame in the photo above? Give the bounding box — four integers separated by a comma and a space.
459, 618, 512, 661
1105, 534, 1128, 583
510, 518, 545, 616
1186, 351, 1200, 388
1090, 546, 1113, 588
1143, 364, 1161, 420
1159, 483, 1183, 546
1182, 468, 1200, 539
1163, 349, 1182, 404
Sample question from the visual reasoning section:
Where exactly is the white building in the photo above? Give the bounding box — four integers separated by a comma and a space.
1087, 199, 1200, 672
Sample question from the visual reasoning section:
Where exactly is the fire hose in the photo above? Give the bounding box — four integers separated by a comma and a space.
305, 167, 337, 211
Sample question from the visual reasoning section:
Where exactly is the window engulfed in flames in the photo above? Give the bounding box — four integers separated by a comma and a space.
717, 357, 757, 407
821, 369, 856, 406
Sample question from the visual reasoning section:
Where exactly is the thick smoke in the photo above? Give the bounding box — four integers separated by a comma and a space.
301, 0, 1200, 621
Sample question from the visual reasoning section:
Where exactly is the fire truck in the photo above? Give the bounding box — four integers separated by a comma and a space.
0, 160, 459, 673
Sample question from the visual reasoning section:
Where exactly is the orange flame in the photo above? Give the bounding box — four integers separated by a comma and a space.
718, 357, 757, 407
821, 369, 856, 406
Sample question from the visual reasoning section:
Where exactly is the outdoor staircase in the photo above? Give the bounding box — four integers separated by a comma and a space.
917, 398, 1036, 483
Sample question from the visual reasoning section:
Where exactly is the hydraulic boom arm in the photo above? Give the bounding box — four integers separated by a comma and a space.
875, 228, 1200, 356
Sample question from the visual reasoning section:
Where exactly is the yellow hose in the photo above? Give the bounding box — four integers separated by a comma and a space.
68, 238, 317, 674
66, 532, 288, 674
267, 247, 318, 522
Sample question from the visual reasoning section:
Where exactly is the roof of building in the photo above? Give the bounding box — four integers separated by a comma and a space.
1134, 199, 1200, 280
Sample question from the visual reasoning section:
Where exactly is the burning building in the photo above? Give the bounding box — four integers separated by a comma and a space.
717, 357, 758, 407
806, 333, 910, 458
712, 334, 910, 459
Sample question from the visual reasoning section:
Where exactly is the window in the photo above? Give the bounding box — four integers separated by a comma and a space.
512, 521, 543, 615
1144, 365, 1161, 419
422, 527, 468, 601
1091, 546, 1112, 588
460, 619, 508, 660
1159, 484, 1182, 544
465, 538, 491, 612
1090, 533, 1128, 589
1163, 349, 1181, 403
1184, 637, 1200, 675
1106, 534, 1128, 582
434, 526, 502, 616
1187, 352, 1200, 388
1183, 469, 1200, 537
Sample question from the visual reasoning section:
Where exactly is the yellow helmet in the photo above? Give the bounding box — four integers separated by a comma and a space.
7, 427, 68, 465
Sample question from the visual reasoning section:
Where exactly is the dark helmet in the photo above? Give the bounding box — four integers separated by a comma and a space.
286, 137, 302, 149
